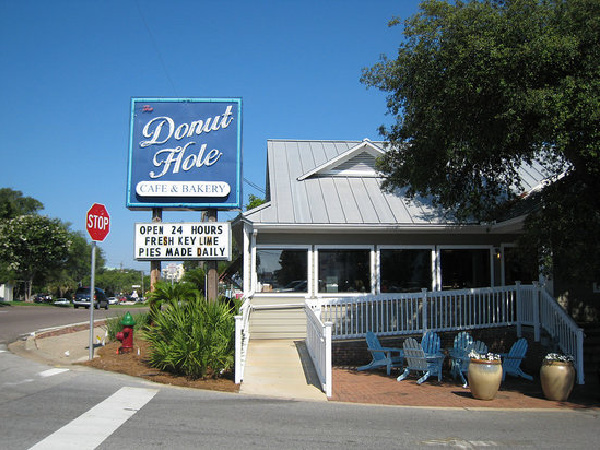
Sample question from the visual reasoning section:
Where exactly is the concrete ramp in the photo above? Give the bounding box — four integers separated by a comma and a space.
239, 340, 327, 402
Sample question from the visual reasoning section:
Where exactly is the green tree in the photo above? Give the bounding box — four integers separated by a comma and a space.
94, 269, 142, 297
42, 230, 106, 298
362, 0, 600, 281
0, 215, 71, 300
245, 194, 266, 210
0, 188, 44, 220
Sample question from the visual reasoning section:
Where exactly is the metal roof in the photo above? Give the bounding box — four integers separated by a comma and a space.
244, 139, 554, 229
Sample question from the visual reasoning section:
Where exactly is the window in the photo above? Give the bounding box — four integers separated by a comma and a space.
380, 249, 432, 293
440, 248, 491, 290
318, 249, 371, 293
256, 249, 308, 293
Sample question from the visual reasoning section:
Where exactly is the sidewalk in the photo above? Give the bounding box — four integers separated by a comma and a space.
9, 327, 599, 410
9, 323, 108, 366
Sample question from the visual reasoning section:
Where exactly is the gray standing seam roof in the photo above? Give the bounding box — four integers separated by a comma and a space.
244, 139, 554, 228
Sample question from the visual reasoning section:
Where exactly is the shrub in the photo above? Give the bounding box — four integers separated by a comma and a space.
144, 291, 236, 379
146, 281, 197, 319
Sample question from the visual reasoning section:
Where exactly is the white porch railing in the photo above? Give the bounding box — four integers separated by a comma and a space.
304, 303, 332, 397
234, 297, 252, 384
314, 284, 585, 384
538, 288, 585, 384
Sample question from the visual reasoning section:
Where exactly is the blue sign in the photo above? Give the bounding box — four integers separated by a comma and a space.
127, 98, 242, 210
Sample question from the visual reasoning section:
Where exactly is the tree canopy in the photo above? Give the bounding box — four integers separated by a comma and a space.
362, 0, 600, 280
0, 188, 107, 299
0, 188, 44, 219
0, 215, 71, 299
245, 194, 267, 211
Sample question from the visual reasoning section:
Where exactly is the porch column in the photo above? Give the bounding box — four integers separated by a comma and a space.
242, 222, 252, 296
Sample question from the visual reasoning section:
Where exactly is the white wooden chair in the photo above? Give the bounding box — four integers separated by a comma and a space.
397, 337, 444, 384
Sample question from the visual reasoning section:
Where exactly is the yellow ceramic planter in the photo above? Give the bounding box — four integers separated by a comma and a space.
540, 361, 575, 401
468, 358, 503, 400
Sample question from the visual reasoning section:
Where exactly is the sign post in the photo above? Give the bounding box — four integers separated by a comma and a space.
86, 203, 110, 360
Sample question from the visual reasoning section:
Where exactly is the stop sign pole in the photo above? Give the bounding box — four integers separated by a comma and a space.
86, 203, 110, 360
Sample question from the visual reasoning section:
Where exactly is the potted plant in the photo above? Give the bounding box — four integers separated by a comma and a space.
540, 353, 575, 401
467, 351, 503, 400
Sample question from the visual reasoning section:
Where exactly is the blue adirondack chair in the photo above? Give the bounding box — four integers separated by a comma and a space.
357, 331, 404, 376
421, 331, 442, 356
472, 340, 488, 355
449, 331, 473, 385
501, 338, 533, 381
397, 337, 444, 384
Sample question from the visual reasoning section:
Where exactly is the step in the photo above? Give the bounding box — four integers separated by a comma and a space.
250, 295, 307, 307
249, 307, 307, 340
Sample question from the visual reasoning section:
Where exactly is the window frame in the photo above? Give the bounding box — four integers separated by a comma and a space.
315, 245, 375, 296
436, 245, 495, 291
377, 245, 436, 293
253, 245, 312, 296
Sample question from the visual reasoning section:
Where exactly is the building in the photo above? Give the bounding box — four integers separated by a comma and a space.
0, 283, 13, 302
162, 263, 185, 283
233, 139, 552, 339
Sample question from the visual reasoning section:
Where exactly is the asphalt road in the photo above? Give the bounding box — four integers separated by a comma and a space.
1, 348, 598, 449
1, 304, 598, 449
0, 304, 147, 345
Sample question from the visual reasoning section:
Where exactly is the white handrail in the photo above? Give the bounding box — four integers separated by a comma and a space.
234, 297, 252, 384
538, 288, 585, 384
304, 304, 332, 397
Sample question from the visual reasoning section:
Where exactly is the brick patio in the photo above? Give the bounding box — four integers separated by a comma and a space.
331, 367, 600, 409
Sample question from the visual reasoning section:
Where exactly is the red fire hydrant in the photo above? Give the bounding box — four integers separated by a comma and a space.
116, 311, 136, 354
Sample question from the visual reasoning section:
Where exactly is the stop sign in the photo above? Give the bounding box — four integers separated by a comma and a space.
86, 203, 110, 241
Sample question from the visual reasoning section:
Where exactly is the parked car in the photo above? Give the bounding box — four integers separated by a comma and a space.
107, 297, 119, 305
34, 293, 52, 304
53, 297, 70, 307
72, 287, 109, 309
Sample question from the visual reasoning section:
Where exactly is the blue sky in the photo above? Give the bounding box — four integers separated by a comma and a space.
1, 0, 421, 272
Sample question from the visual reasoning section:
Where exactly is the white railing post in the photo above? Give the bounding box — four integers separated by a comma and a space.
421, 288, 428, 333
576, 327, 585, 384
325, 321, 332, 398
515, 281, 522, 336
234, 315, 243, 384
532, 282, 541, 341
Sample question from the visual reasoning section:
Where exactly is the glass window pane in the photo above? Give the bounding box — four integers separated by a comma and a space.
440, 249, 491, 290
318, 249, 371, 293
380, 249, 432, 293
256, 249, 307, 293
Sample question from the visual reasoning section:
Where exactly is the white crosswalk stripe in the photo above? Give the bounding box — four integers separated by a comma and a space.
39, 368, 69, 377
29, 387, 158, 450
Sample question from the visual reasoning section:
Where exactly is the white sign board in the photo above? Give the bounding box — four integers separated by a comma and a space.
134, 222, 231, 261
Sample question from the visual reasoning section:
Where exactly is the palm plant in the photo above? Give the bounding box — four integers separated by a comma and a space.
146, 281, 197, 318
144, 290, 236, 378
